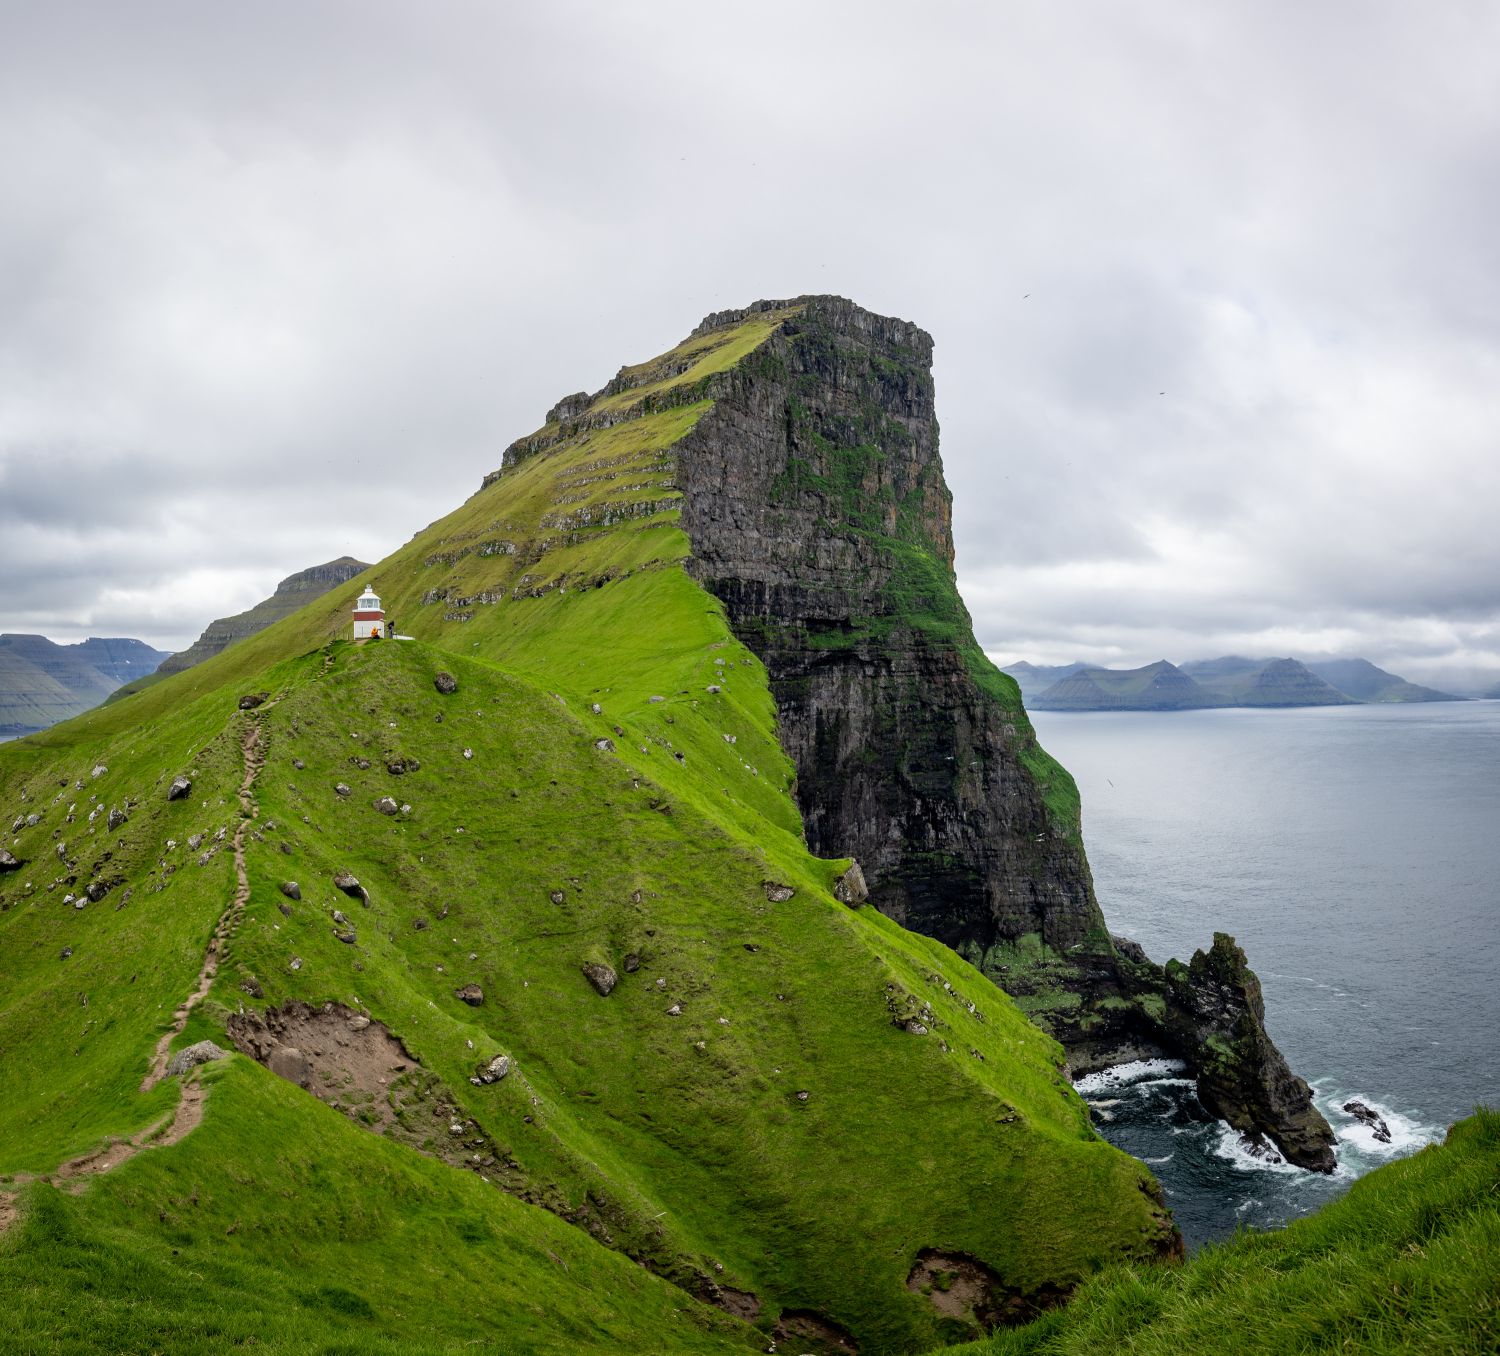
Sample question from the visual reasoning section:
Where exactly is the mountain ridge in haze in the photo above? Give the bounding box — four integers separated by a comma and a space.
1004, 654, 1461, 710
0, 634, 169, 734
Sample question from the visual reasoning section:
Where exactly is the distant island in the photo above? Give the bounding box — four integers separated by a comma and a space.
0, 634, 170, 735
1003, 655, 1464, 712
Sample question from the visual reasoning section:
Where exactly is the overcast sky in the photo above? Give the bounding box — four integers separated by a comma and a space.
2, 2, 1497, 689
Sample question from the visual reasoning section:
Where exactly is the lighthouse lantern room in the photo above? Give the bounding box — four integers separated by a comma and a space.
352, 587, 385, 640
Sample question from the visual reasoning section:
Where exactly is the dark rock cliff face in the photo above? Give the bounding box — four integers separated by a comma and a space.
668, 295, 1336, 1171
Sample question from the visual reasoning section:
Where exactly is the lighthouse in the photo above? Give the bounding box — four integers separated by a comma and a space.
352, 586, 385, 640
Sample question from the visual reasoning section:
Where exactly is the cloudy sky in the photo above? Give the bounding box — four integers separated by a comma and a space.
3, 1, 1498, 689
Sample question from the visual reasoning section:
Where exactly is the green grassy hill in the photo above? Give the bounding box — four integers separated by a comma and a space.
942, 1108, 1500, 1356
0, 308, 1177, 1354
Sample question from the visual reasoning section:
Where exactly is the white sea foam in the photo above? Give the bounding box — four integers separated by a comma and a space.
1320, 1090, 1440, 1159
1073, 1058, 1190, 1096
1208, 1123, 1306, 1176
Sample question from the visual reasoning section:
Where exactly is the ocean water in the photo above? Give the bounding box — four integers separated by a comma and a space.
1032, 701, 1500, 1248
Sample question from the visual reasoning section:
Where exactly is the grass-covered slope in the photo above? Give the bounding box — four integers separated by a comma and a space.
0, 1058, 751, 1356
0, 310, 1176, 1353
943, 1108, 1500, 1356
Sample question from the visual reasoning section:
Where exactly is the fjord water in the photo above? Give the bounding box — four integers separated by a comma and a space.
1034, 701, 1500, 1247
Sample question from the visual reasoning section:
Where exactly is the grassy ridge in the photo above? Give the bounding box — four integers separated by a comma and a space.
944, 1109, 1500, 1356
0, 311, 1175, 1352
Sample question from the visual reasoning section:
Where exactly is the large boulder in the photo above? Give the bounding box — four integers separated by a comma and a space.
238, 693, 267, 710
582, 961, 618, 997
433, 671, 458, 695
166, 1040, 229, 1077
0, 849, 21, 872
167, 776, 192, 802
267, 1046, 311, 1086
833, 861, 868, 907
332, 871, 369, 903
454, 983, 484, 1007
472, 1054, 512, 1085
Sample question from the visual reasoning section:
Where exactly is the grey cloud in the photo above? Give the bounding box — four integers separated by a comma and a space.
0, 0, 1496, 685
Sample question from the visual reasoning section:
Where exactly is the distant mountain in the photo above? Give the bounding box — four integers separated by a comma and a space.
1031, 660, 1216, 711
1305, 657, 1461, 704
1001, 659, 1085, 698
110, 556, 370, 702
1181, 656, 1356, 707
0, 634, 170, 734
1015, 654, 1458, 711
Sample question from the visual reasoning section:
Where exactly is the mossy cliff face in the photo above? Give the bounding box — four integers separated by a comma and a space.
668, 296, 1335, 1171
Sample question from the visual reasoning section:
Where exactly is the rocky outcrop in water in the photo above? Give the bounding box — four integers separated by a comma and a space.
665, 295, 1336, 1170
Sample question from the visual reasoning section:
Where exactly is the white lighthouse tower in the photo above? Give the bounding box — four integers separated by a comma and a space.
352, 586, 385, 640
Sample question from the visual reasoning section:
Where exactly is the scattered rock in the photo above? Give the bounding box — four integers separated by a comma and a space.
548, 889, 566, 905
665, 1003, 682, 1016
241, 975, 264, 999
280, 881, 301, 901
903, 1019, 929, 1035
763, 881, 795, 903
0, 849, 21, 872
833, 861, 869, 907
85, 876, 119, 903
187, 833, 204, 850
594, 738, 615, 752
455, 983, 484, 1007
350, 756, 372, 770
582, 961, 617, 996
107, 807, 128, 831
462, 748, 473, 760
623, 953, 641, 973
648, 695, 665, 704
434, 671, 458, 694
292, 758, 305, 770
238, 693, 267, 710
59, 946, 72, 960
288, 956, 303, 971
335, 783, 352, 798
166, 1040, 229, 1078
590, 703, 602, 714
413, 917, 429, 931
90, 764, 108, 779
473, 1054, 512, 1084
332, 871, 369, 903
795, 1090, 810, 1102
267, 1046, 311, 1086
385, 758, 419, 775
706, 684, 721, 694
332, 909, 349, 926
333, 928, 358, 945
167, 776, 192, 802
373, 796, 400, 815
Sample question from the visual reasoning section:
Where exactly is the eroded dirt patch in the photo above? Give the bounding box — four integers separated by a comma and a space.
906, 1249, 1072, 1331
226, 1001, 530, 1192
772, 1309, 859, 1354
